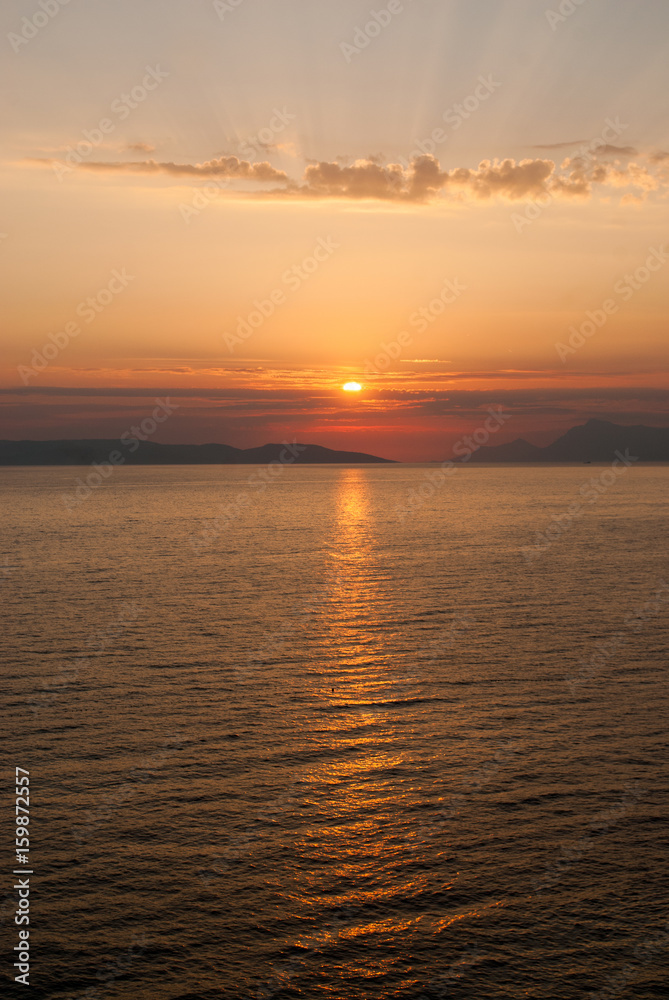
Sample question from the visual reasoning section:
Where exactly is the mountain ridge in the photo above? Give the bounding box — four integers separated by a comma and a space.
465, 419, 669, 463
2, 420, 669, 465
0, 439, 394, 466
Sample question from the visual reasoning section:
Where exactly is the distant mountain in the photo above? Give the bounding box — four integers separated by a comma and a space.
467, 419, 669, 463
0, 439, 393, 466
237, 443, 393, 464
3, 420, 667, 466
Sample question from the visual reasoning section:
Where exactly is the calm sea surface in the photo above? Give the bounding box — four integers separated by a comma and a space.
2, 465, 668, 999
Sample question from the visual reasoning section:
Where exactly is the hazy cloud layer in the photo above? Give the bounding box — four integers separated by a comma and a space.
40, 150, 668, 203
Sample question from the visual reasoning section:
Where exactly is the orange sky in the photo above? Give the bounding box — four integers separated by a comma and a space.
1, 0, 668, 460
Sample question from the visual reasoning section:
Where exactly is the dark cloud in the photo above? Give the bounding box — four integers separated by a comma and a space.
533, 141, 637, 157
79, 155, 289, 184
593, 144, 637, 157
295, 155, 557, 201
301, 158, 407, 199
532, 140, 588, 150
4, 385, 669, 406
125, 142, 156, 154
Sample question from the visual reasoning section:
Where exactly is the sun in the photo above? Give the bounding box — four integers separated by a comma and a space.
342, 382, 362, 392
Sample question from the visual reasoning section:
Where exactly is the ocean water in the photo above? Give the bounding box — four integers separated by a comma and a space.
2, 464, 668, 999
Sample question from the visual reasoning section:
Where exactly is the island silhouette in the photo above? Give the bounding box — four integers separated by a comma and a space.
1, 419, 668, 465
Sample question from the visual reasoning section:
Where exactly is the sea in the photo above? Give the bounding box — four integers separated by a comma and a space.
2, 464, 668, 999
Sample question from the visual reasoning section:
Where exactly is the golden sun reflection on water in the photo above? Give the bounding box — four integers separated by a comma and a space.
333, 467, 372, 553
287, 469, 442, 991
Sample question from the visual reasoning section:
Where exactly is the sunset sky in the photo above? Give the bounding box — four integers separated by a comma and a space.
2, 0, 668, 460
